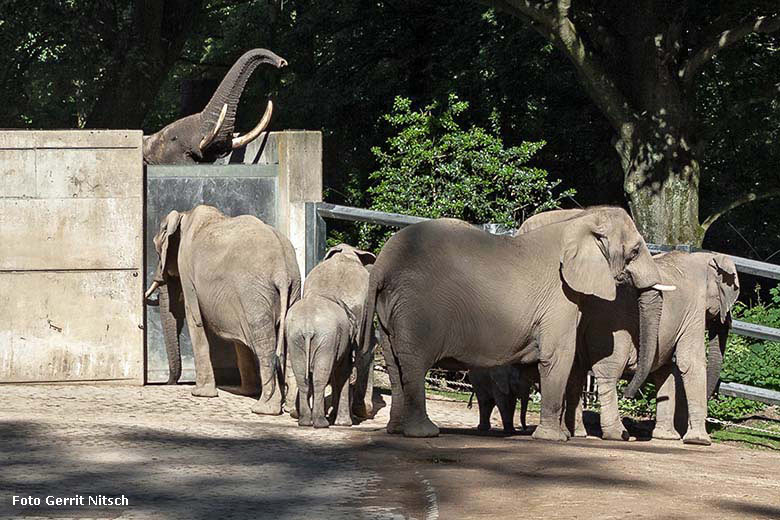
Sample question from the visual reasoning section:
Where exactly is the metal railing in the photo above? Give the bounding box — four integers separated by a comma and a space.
305, 202, 780, 406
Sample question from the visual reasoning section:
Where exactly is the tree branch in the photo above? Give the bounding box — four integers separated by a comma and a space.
701, 188, 780, 233
681, 13, 780, 82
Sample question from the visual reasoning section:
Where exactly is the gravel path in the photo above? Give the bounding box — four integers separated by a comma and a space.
1, 384, 779, 519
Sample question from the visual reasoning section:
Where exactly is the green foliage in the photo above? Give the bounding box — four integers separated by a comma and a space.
707, 395, 766, 422
359, 94, 573, 249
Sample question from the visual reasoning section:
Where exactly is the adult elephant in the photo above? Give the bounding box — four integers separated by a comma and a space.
363, 207, 674, 439
143, 48, 287, 164
144, 205, 301, 415
571, 251, 739, 445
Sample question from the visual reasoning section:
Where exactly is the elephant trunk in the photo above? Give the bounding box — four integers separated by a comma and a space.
706, 320, 729, 397
200, 48, 287, 148
624, 288, 663, 398
159, 282, 183, 385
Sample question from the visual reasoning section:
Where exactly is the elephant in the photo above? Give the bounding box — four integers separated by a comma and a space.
470, 364, 539, 433
144, 204, 301, 415
362, 207, 675, 439
285, 244, 375, 427
570, 250, 739, 445
143, 48, 287, 165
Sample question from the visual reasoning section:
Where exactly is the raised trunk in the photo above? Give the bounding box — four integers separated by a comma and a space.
200, 49, 285, 146
159, 282, 183, 385
624, 288, 663, 398
706, 323, 728, 397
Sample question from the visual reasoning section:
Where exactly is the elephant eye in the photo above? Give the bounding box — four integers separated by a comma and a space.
627, 245, 640, 262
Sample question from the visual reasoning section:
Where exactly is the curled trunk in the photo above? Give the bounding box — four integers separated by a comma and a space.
706, 321, 729, 397
624, 288, 663, 398
159, 282, 184, 385
200, 48, 286, 147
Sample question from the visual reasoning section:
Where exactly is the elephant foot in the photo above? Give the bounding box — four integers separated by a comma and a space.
288, 408, 300, 420
298, 416, 313, 427
313, 416, 330, 428
191, 384, 218, 398
251, 398, 283, 416
502, 426, 517, 435
572, 426, 588, 438
403, 417, 440, 438
334, 416, 353, 427
683, 429, 711, 446
601, 426, 630, 441
353, 402, 373, 419
386, 418, 404, 435
652, 426, 681, 441
477, 423, 491, 432
532, 425, 569, 442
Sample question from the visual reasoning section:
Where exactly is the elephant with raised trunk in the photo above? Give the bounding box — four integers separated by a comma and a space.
145, 205, 301, 415
363, 207, 675, 439
286, 244, 376, 428
470, 364, 539, 433
143, 48, 287, 164
569, 250, 739, 445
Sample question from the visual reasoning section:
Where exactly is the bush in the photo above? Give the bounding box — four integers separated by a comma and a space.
359, 94, 573, 249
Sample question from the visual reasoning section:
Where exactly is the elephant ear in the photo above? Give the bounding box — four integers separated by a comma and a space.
324, 243, 376, 266
560, 211, 616, 301
709, 254, 740, 324
152, 210, 183, 283
518, 208, 585, 235
323, 244, 345, 261
353, 248, 376, 266
489, 367, 511, 396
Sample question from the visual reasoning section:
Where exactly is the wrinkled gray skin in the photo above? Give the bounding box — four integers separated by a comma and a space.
470, 364, 539, 433
143, 49, 287, 165
146, 205, 301, 415
286, 244, 375, 428
364, 207, 670, 440
570, 251, 739, 445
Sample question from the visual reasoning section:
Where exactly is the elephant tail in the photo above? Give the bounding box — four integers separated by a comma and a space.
304, 333, 313, 386
276, 281, 291, 379
360, 274, 379, 357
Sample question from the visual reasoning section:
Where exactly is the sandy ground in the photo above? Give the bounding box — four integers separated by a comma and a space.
1, 384, 779, 519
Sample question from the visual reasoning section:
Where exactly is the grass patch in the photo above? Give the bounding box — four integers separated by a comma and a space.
710, 419, 780, 451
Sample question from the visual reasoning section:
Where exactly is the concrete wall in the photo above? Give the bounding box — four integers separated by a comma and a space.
0, 130, 144, 383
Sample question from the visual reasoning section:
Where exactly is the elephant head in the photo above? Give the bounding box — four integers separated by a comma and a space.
527, 207, 675, 398
143, 48, 287, 164
323, 243, 376, 265
704, 253, 740, 396
145, 210, 189, 384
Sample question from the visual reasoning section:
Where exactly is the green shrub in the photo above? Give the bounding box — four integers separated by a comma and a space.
359, 94, 573, 249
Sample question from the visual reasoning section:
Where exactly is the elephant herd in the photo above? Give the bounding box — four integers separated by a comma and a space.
145, 204, 739, 447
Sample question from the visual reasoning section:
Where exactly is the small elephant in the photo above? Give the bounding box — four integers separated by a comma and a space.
470, 364, 539, 433
145, 205, 301, 415
286, 244, 375, 427
572, 251, 739, 445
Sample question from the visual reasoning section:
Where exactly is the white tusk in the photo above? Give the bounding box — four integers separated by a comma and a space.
199, 103, 228, 151
232, 100, 273, 149
144, 281, 160, 300
651, 283, 676, 291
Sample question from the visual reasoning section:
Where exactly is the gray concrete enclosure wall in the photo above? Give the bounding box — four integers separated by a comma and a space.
0, 130, 144, 383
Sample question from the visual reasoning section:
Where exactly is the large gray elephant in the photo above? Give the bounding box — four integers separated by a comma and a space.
285, 244, 375, 427
470, 364, 539, 433
570, 250, 739, 445
144, 205, 301, 415
363, 207, 675, 439
143, 48, 287, 164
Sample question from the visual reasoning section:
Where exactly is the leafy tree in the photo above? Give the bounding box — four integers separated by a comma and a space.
479, 0, 780, 245
359, 94, 573, 248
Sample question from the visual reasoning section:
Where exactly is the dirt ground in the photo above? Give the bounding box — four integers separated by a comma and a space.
1, 384, 779, 519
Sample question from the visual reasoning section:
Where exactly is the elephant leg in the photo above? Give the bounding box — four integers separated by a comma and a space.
676, 336, 711, 445
290, 341, 312, 426
235, 343, 259, 396
496, 394, 517, 434
381, 340, 405, 434
476, 393, 496, 432
564, 367, 586, 437
391, 337, 437, 438
189, 316, 218, 398
311, 369, 330, 429
250, 326, 283, 416
352, 346, 374, 419
595, 374, 628, 441
331, 357, 353, 427
533, 331, 576, 442
285, 352, 299, 418
653, 364, 681, 440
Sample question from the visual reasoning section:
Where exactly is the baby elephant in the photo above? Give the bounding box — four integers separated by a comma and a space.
470, 364, 539, 433
286, 244, 375, 427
